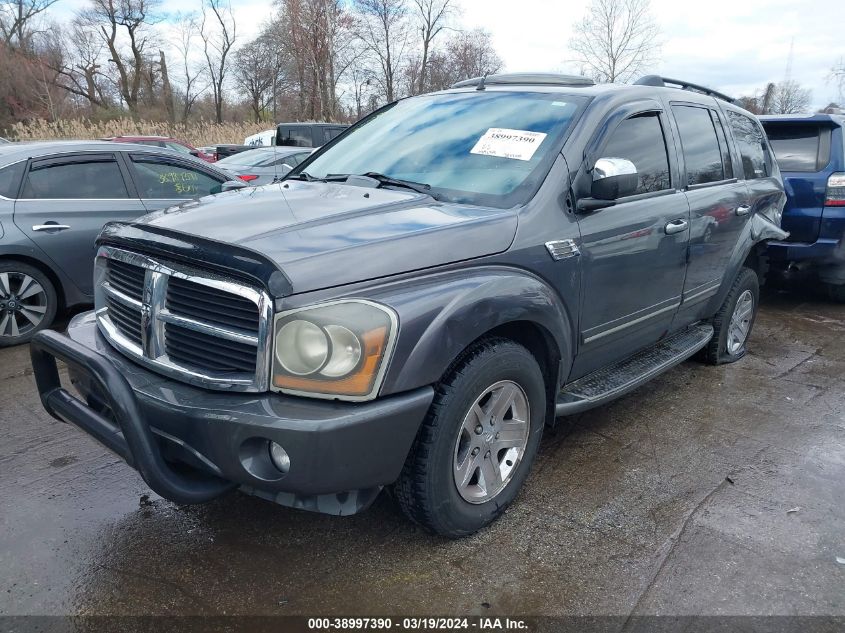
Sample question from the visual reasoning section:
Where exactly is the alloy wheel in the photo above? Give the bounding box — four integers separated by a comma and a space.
0, 271, 49, 340
727, 289, 754, 355
452, 380, 530, 504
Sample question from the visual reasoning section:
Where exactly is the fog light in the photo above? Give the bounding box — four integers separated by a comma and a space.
268, 441, 291, 474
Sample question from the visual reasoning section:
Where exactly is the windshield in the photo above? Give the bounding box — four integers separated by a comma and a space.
292, 90, 586, 207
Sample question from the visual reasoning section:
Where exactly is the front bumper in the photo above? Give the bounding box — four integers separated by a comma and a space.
31, 313, 433, 515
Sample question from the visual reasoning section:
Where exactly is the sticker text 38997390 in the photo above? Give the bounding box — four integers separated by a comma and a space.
470, 128, 548, 162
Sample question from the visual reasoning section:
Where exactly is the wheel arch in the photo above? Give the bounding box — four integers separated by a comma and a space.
379, 267, 575, 403
0, 253, 67, 313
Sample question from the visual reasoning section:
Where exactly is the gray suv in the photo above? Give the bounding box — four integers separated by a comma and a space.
0, 141, 237, 346
31, 75, 787, 537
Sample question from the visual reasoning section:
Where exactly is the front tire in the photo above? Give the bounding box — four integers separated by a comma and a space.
393, 338, 546, 538
701, 267, 759, 364
0, 261, 58, 347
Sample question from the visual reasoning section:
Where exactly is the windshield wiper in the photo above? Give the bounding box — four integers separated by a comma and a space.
359, 172, 432, 195
287, 171, 317, 181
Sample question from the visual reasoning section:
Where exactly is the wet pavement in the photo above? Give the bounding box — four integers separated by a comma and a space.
1, 290, 843, 618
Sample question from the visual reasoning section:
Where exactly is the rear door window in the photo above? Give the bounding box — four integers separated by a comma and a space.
764, 125, 830, 172
672, 105, 728, 186
129, 156, 224, 199
601, 112, 672, 194
21, 157, 129, 199
728, 111, 770, 179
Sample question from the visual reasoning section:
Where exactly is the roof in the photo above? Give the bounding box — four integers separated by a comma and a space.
452, 73, 595, 89
0, 140, 228, 170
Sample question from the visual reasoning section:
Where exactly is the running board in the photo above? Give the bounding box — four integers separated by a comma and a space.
556, 323, 714, 416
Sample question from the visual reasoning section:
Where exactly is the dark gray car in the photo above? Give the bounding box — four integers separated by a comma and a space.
0, 141, 239, 346
30, 75, 787, 537
215, 147, 313, 185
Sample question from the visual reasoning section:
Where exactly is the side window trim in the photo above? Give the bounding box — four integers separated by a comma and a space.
594, 110, 675, 198
20, 153, 131, 200
127, 152, 226, 200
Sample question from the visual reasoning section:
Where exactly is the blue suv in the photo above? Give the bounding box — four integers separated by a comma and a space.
760, 114, 845, 298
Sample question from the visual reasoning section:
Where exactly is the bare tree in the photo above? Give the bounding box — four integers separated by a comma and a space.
832, 57, 844, 102
80, 0, 160, 119
233, 32, 282, 122
45, 19, 113, 110
200, 0, 236, 123
353, 0, 409, 103
171, 13, 205, 122
425, 28, 502, 91
770, 80, 811, 114
0, 0, 60, 50
411, 0, 451, 95
569, 0, 660, 83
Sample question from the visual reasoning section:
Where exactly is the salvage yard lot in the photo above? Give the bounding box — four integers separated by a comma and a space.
1, 290, 843, 617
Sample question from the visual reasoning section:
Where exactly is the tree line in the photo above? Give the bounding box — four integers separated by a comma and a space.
0, 0, 503, 132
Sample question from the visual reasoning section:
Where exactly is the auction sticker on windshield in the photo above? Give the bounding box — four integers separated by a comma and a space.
470, 128, 548, 161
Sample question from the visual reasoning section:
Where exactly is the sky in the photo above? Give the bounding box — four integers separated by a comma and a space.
53, 0, 845, 110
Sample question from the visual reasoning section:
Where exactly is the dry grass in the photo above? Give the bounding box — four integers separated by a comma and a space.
7, 118, 272, 146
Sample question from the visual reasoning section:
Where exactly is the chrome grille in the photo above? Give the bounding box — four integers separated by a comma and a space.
165, 324, 258, 373
94, 246, 273, 392
166, 277, 260, 333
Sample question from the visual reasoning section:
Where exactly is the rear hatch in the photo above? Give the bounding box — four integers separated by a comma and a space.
762, 120, 837, 243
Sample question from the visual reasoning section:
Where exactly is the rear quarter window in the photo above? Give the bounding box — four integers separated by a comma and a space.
0, 161, 24, 198
764, 124, 831, 172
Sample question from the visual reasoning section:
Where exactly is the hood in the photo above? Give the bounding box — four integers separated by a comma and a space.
128, 181, 518, 295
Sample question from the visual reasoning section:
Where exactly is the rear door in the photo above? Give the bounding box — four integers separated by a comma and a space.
761, 122, 832, 242
12, 152, 146, 297
126, 153, 228, 212
668, 102, 750, 324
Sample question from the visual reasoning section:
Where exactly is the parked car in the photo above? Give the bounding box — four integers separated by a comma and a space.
216, 147, 313, 185
0, 140, 243, 346
759, 114, 845, 298
30, 74, 786, 537
276, 122, 348, 147
102, 135, 217, 162
244, 129, 277, 147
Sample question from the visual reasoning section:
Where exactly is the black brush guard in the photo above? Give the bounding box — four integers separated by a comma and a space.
30, 329, 234, 504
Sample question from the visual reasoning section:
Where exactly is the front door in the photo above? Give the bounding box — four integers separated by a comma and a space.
12, 153, 146, 297
573, 110, 690, 378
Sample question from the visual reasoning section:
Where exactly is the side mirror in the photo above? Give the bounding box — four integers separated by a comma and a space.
592, 157, 638, 199
576, 157, 639, 213
221, 180, 249, 192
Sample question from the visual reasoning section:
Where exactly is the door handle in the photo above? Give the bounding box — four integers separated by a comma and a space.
32, 224, 71, 232
664, 219, 689, 235
735, 204, 751, 216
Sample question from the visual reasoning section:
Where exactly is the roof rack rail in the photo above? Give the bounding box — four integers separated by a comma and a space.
452, 73, 595, 89
634, 75, 735, 104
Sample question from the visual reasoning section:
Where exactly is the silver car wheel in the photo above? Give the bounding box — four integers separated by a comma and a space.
0, 272, 48, 340
727, 289, 754, 355
453, 380, 530, 504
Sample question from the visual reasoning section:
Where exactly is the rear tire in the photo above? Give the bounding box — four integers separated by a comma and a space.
393, 338, 546, 538
0, 261, 58, 347
701, 267, 759, 365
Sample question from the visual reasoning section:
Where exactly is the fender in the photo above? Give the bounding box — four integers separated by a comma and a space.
708, 213, 788, 312
373, 266, 576, 396
0, 242, 89, 309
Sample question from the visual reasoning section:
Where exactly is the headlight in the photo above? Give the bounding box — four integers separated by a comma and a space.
271, 300, 398, 400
